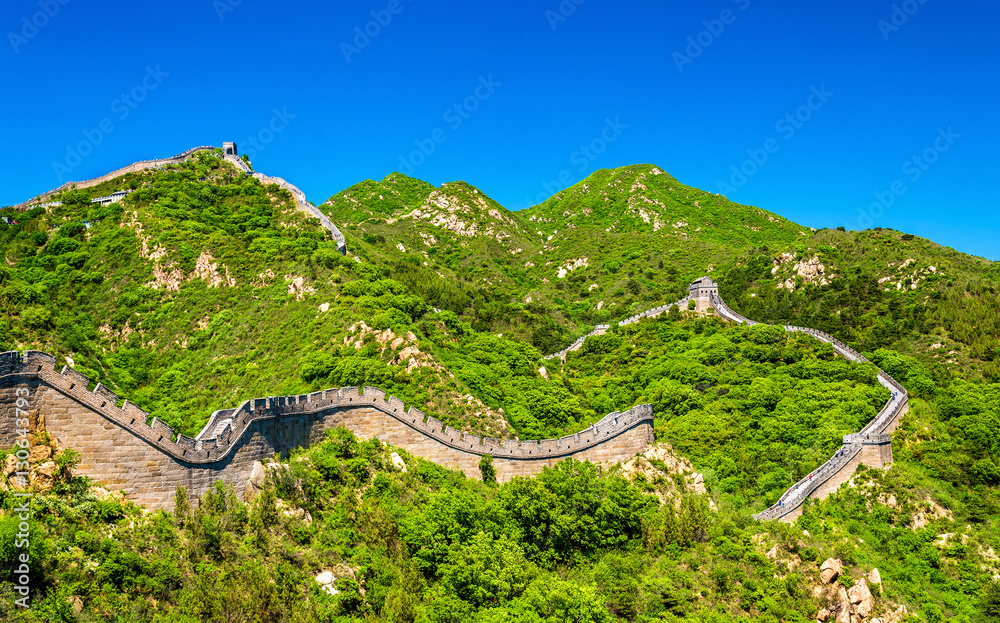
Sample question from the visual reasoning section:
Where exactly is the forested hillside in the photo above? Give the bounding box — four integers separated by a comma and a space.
3, 156, 1000, 621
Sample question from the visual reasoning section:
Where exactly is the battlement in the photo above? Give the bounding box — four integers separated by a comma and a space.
1, 350, 654, 466
544, 297, 689, 361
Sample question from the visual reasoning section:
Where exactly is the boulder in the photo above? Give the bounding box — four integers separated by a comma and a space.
885, 605, 908, 623
29, 445, 52, 463
820, 558, 843, 584
766, 545, 778, 560
2, 454, 17, 478
32, 461, 56, 492
868, 567, 883, 594
69, 595, 83, 616
834, 585, 851, 623
390, 452, 407, 473
315, 571, 339, 596
245, 461, 265, 502
848, 578, 874, 618
816, 607, 830, 621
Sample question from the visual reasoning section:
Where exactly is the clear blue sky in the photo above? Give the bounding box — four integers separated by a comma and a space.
3, 0, 997, 259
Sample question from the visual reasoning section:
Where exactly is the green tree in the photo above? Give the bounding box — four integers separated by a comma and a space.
479, 454, 497, 486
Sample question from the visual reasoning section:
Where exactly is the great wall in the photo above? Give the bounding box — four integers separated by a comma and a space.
0, 275, 906, 518
3, 155, 907, 520
220, 146, 346, 253
8, 142, 347, 254
0, 350, 654, 510
545, 276, 908, 522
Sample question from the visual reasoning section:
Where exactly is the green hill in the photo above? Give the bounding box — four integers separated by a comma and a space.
3, 155, 1000, 622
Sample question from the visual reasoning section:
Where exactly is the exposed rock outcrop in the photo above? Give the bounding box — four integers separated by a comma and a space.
621, 443, 716, 508
820, 558, 843, 584
813, 560, 908, 623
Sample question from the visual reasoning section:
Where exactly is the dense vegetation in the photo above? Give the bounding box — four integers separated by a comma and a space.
2, 422, 1000, 622
552, 314, 891, 507
3, 157, 1000, 620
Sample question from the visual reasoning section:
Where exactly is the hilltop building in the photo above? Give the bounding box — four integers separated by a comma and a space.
688, 276, 718, 311
223, 142, 237, 157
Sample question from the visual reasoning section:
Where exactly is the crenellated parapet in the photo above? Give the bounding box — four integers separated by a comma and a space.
0, 350, 654, 508
8, 145, 349, 255
545, 297, 691, 361
223, 153, 347, 254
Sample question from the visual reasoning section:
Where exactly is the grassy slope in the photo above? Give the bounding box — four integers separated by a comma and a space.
321, 165, 808, 346
3, 160, 1000, 620
718, 227, 1000, 382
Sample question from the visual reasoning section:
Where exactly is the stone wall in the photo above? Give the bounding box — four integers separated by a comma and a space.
545, 288, 911, 524
10, 147, 216, 210
713, 297, 910, 522
223, 154, 347, 253
0, 351, 654, 510
545, 297, 690, 361
9, 146, 349, 256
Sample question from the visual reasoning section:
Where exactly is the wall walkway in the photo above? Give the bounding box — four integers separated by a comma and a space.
223, 154, 346, 253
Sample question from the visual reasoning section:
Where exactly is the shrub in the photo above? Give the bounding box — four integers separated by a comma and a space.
479, 454, 496, 485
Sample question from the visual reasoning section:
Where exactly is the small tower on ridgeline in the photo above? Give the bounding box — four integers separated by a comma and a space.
688, 276, 718, 312
223, 142, 237, 156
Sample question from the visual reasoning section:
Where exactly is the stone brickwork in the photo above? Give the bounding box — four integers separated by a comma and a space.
712, 294, 910, 522
0, 351, 653, 510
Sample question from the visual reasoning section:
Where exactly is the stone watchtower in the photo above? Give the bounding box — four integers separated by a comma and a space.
223, 142, 237, 156
688, 276, 718, 312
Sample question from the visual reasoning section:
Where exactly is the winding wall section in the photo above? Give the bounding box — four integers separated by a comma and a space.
0, 351, 653, 509
713, 293, 908, 521
7, 145, 348, 254
545, 285, 909, 523
223, 154, 347, 253
9, 147, 216, 211
546, 297, 691, 361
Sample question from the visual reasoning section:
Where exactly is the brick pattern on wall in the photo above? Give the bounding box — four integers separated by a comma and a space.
0, 351, 654, 510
